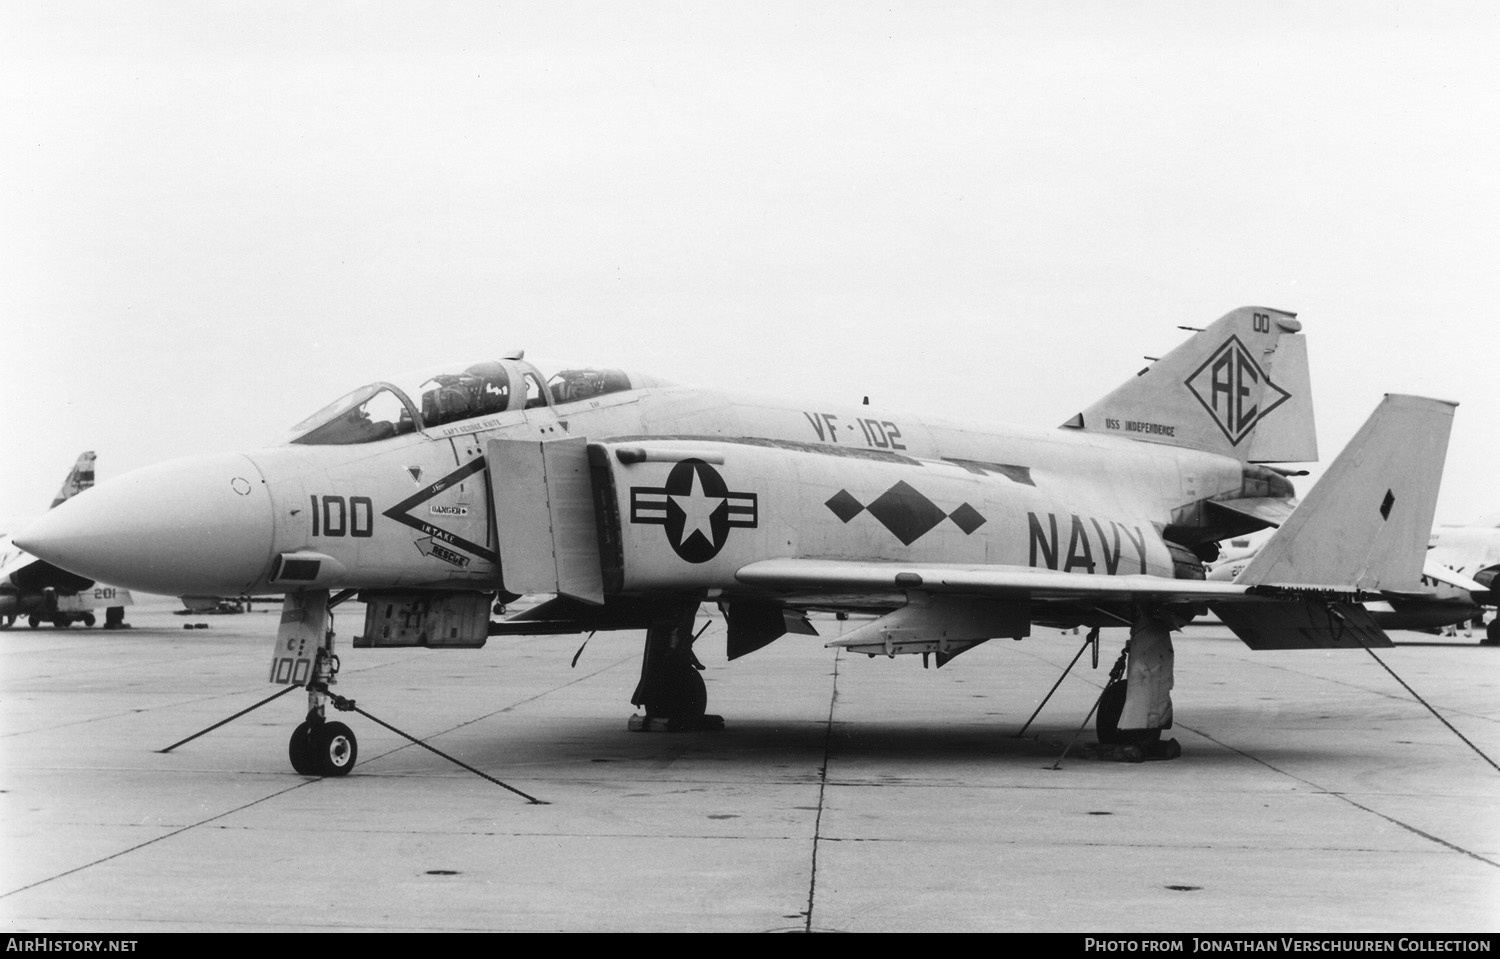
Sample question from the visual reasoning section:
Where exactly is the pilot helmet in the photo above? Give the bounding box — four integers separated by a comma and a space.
465, 361, 510, 411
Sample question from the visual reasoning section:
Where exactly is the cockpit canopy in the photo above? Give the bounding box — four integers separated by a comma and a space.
287, 355, 668, 446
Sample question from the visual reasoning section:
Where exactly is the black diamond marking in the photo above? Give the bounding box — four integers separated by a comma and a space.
1380, 489, 1395, 521
948, 502, 987, 535
865, 481, 947, 546
382, 457, 497, 563
825, 489, 866, 524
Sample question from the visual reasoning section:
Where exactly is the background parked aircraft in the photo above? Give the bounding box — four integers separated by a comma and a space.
1427, 516, 1500, 595
0, 452, 133, 629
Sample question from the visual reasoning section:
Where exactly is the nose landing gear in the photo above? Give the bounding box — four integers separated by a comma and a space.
287, 616, 360, 776
272, 590, 363, 777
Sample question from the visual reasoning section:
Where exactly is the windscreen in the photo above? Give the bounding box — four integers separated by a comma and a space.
288, 383, 419, 446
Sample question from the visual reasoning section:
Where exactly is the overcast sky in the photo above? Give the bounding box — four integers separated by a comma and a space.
2, 2, 1496, 532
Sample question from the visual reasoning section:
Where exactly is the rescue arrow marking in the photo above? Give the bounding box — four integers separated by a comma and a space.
414, 536, 471, 568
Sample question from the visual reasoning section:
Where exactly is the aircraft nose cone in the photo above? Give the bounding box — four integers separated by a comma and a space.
15, 452, 275, 596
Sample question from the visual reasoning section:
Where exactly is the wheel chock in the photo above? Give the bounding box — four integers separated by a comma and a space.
627, 714, 726, 732
1081, 737, 1181, 762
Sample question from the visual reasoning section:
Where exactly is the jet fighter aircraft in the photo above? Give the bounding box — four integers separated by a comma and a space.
1, 452, 132, 629
16, 308, 1456, 776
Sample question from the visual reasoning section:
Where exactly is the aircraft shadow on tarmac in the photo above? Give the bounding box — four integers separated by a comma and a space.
303, 713, 1336, 779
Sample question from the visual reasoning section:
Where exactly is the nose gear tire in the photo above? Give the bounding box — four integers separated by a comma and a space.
288, 721, 319, 775
310, 721, 358, 776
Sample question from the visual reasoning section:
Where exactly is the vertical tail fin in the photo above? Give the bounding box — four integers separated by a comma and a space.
1236, 394, 1456, 592
49, 452, 96, 509
1063, 306, 1316, 464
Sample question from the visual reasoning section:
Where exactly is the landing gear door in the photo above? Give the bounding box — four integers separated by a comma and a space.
270, 591, 328, 686
487, 437, 605, 605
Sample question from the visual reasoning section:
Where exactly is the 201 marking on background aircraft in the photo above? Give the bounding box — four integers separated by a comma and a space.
16, 308, 1458, 777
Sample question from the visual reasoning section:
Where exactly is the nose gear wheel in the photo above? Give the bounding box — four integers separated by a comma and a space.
289, 717, 358, 777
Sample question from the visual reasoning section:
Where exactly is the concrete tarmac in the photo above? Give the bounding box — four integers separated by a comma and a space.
2, 597, 1497, 933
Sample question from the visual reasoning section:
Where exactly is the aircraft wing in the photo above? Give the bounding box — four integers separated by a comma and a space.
735, 557, 1388, 652
1413, 557, 1487, 595
737, 558, 1252, 605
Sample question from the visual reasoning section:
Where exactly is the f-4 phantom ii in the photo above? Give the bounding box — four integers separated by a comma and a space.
16, 307, 1456, 776
1, 452, 133, 629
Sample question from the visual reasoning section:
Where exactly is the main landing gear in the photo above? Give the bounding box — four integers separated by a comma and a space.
1091, 607, 1183, 761
629, 599, 723, 732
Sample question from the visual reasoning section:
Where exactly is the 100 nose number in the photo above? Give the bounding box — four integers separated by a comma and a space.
310, 495, 374, 537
